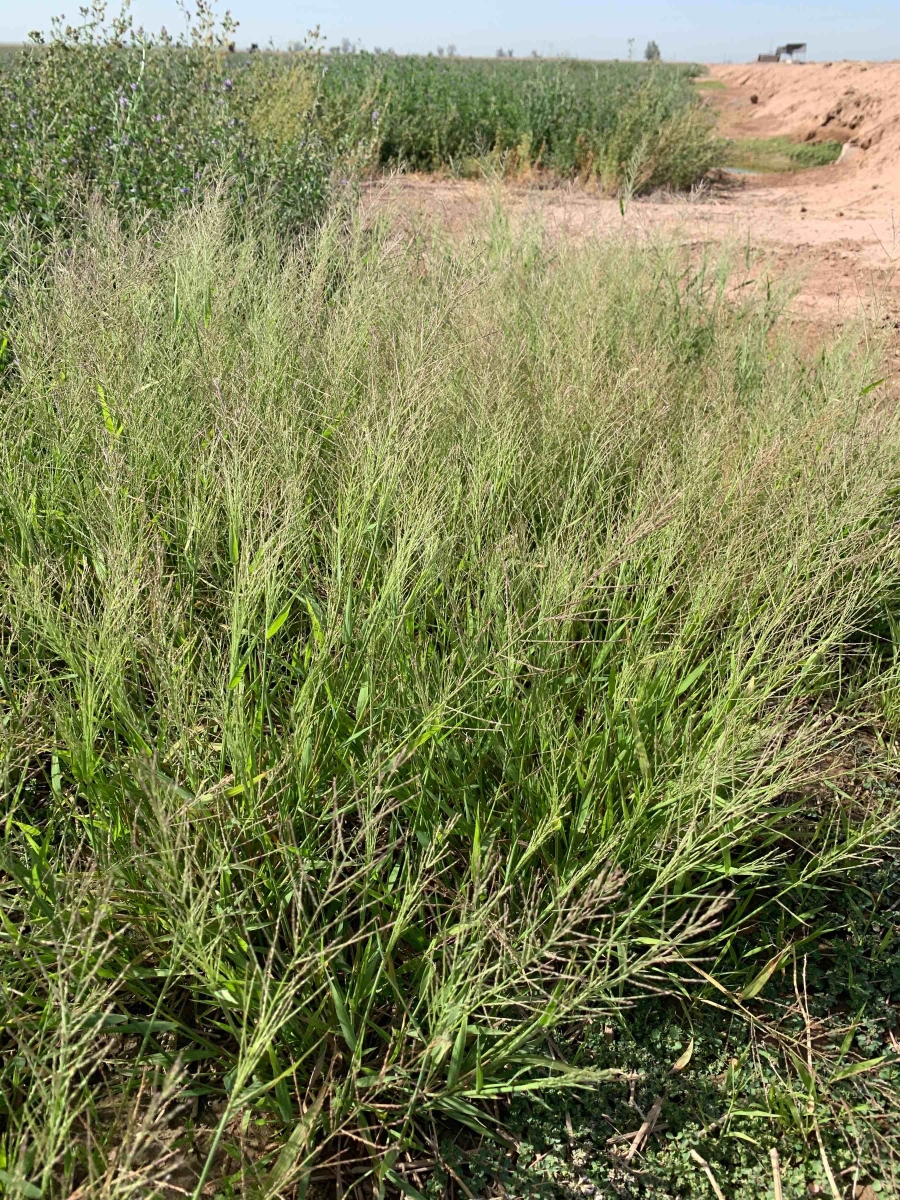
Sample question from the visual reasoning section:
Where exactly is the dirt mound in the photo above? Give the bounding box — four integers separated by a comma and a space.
709, 61, 900, 214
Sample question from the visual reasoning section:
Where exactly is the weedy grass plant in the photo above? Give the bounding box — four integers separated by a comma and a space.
0, 190, 898, 1196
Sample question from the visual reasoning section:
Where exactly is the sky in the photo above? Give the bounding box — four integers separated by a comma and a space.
1, 0, 898, 62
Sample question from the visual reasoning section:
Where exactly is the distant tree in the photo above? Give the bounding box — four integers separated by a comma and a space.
507, 48, 513, 57
447, 43, 457, 56
496, 47, 505, 57
627, 37, 634, 59
644, 39, 661, 61
437, 45, 444, 56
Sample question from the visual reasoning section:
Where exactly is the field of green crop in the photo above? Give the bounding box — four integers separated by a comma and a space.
316, 53, 715, 183
0, 1, 720, 249
1, 5, 899, 1200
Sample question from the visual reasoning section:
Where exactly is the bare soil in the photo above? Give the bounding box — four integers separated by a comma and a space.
364, 61, 900, 354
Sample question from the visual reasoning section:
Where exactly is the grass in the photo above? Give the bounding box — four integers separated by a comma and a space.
1, 5, 899, 1195
720, 136, 844, 174
0, 189, 899, 1196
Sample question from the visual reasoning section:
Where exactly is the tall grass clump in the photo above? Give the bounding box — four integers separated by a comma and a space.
0, 193, 898, 1194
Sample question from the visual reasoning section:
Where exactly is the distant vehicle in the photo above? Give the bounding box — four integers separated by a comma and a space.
757, 42, 807, 63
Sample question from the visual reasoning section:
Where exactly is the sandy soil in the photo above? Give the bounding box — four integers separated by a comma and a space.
709, 61, 900, 214
364, 62, 900, 350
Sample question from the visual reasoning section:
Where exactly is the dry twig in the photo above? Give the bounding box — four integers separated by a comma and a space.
625, 1096, 664, 1163
771, 1147, 784, 1200
689, 1149, 726, 1200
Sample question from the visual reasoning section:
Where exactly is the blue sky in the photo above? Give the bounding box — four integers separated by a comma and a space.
2, 0, 898, 61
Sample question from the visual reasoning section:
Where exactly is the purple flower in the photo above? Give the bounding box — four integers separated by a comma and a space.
222, 78, 233, 90
372, 109, 380, 122
153, 113, 163, 122
130, 81, 138, 90
118, 95, 128, 108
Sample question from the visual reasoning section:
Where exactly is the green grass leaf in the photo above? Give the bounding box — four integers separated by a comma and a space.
829, 1056, 886, 1083
740, 950, 788, 1000
330, 979, 357, 1052
860, 377, 886, 395
265, 602, 293, 640
0, 1171, 42, 1199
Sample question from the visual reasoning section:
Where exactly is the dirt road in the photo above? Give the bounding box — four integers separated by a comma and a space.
367, 62, 900, 347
